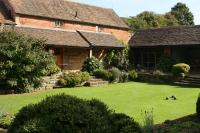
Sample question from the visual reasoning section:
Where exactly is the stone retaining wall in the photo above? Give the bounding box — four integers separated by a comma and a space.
37, 73, 62, 91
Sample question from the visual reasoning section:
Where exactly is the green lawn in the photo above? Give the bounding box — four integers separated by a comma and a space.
0, 82, 199, 124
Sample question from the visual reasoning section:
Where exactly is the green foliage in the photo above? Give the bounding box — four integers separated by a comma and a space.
153, 70, 165, 79
103, 44, 129, 71
129, 70, 138, 81
119, 71, 129, 83
109, 67, 121, 83
82, 56, 103, 74
158, 56, 176, 72
8, 94, 141, 133
141, 109, 154, 133
172, 63, 190, 77
165, 121, 200, 133
196, 94, 200, 119
0, 30, 59, 93
0, 113, 14, 129
171, 2, 194, 25
124, 2, 194, 31
125, 11, 180, 31
93, 69, 113, 82
57, 72, 90, 87
109, 113, 142, 133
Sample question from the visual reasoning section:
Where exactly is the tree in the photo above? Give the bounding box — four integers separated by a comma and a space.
125, 11, 160, 31
171, 2, 194, 25
0, 30, 60, 93
124, 11, 179, 31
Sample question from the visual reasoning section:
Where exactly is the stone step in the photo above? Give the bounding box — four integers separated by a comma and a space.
89, 78, 104, 82
86, 80, 109, 87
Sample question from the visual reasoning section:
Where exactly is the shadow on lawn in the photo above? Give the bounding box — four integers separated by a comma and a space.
137, 81, 200, 89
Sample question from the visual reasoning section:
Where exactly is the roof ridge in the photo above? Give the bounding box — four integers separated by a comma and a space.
136, 25, 200, 32
63, 0, 112, 10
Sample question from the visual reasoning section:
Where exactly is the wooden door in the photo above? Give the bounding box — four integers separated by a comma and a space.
54, 48, 63, 68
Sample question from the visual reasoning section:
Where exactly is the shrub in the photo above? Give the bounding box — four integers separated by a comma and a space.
109, 67, 121, 83
109, 113, 142, 133
166, 121, 200, 133
93, 69, 113, 82
196, 94, 200, 119
0, 113, 14, 129
57, 72, 90, 87
82, 56, 103, 74
79, 71, 90, 83
103, 44, 129, 70
172, 63, 190, 77
0, 31, 59, 93
119, 71, 129, 83
8, 94, 141, 133
129, 70, 138, 81
141, 109, 154, 133
153, 70, 165, 79
158, 56, 176, 72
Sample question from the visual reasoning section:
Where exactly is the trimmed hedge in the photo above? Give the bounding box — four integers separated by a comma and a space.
8, 94, 141, 133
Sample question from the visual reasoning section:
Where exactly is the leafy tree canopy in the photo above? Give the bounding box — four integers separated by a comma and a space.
171, 2, 194, 25
124, 2, 194, 31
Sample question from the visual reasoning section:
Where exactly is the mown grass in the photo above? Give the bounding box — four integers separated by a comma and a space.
0, 82, 199, 124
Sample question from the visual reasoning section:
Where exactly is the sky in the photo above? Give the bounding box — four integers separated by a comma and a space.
77, 0, 200, 25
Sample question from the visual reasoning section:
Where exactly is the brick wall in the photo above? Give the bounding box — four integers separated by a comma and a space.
62, 48, 106, 70
16, 15, 130, 42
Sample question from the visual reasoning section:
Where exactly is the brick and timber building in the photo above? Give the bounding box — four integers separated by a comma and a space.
0, 0, 130, 71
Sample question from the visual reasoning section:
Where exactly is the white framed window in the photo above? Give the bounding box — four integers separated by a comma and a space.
55, 21, 64, 27
96, 26, 101, 32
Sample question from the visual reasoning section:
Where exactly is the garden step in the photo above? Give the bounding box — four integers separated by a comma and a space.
85, 76, 109, 87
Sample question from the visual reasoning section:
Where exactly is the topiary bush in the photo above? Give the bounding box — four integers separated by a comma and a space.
129, 70, 138, 81
93, 69, 113, 82
57, 72, 90, 87
8, 94, 141, 133
82, 56, 103, 74
158, 56, 176, 72
0, 30, 60, 93
196, 93, 200, 119
172, 63, 190, 77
